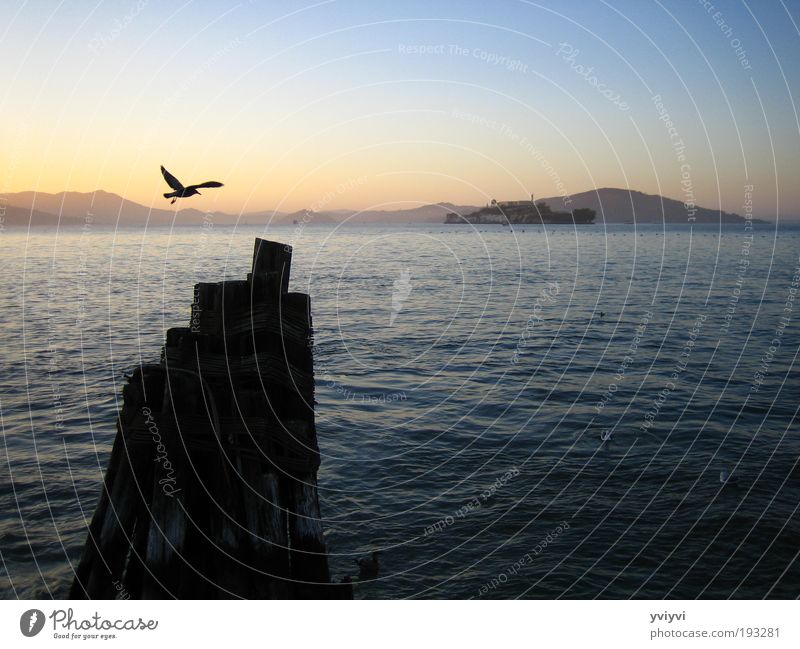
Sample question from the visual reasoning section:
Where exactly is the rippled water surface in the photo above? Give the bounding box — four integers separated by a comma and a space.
1, 223, 798, 599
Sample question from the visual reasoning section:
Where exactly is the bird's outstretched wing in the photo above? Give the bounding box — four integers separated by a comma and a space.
161, 166, 184, 190
192, 181, 224, 189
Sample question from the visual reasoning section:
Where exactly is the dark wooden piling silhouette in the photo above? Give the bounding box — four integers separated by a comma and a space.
70, 239, 350, 599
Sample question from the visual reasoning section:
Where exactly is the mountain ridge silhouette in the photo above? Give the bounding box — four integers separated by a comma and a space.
1, 187, 770, 226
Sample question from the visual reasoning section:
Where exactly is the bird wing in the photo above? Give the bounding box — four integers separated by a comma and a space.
161, 166, 184, 190
191, 181, 224, 189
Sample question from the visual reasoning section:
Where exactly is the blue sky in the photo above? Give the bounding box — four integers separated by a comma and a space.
1, 0, 798, 217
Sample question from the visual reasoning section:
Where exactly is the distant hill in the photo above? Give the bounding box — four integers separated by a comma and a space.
1, 204, 83, 227
2, 187, 765, 227
330, 202, 481, 223
2, 191, 478, 227
534, 187, 758, 224
2, 190, 286, 226
4, 190, 210, 226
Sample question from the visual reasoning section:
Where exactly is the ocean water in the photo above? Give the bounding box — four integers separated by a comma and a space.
0, 222, 798, 599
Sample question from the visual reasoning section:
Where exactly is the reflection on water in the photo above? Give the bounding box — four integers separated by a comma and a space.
0, 223, 798, 598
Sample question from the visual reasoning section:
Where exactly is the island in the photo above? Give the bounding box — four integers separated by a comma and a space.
445, 199, 596, 225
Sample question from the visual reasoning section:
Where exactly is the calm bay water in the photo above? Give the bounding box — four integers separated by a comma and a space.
0, 222, 798, 599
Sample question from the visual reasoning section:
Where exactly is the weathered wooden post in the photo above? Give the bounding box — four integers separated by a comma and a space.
70, 239, 350, 599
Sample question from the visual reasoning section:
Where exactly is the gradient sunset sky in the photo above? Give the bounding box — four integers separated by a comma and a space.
1, 0, 799, 217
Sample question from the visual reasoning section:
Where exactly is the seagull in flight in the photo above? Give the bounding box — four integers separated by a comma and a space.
161, 165, 223, 204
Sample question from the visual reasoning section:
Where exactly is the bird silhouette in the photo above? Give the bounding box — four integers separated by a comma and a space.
161, 165, 223, 204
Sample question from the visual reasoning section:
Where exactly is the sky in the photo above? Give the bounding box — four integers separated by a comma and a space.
1, 0, 799, 217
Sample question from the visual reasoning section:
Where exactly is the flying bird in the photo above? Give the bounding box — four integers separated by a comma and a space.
161, 165, 223, 204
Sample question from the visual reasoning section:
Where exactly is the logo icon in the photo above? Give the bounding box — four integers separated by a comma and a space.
20, 609, 45, 637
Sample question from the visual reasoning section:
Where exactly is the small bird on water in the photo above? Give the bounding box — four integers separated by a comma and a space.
161, 165, 223, 204
355, 551, 380, 579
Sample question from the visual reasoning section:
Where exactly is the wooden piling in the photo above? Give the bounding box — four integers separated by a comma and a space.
70, 239, 351, 599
